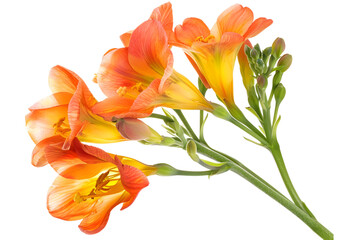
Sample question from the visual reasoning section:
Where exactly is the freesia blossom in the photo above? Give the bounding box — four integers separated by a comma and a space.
92, 18, 214, 120
26, 66, 128, 166
45, 138, 156, 234
174, 4, 272, 106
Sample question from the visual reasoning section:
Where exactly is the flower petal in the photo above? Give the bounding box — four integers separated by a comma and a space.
26, 105, 69, 144
31, 135, 65, 167
175, 17, 210, 46
97, 48, 151, 98
128, 20, 171, 79
243, 17, 273, 39
29, 92, 73, 111
78, 192, 130, 234
48, 65, 80, 94
150, 2, 173, 40
45, 143, 115, 179
47, 175, 97, 221
63, 72, 125, 149
114, 156, 149, 196
238, 40, 254, 90
211, 4, 254, 39
120, 31, 132, 47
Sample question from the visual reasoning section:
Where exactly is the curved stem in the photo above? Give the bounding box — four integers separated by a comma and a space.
270, 141, 315, 218
174, 109, 199, 141
194, 142, 333, 240
209, 146, 287, 199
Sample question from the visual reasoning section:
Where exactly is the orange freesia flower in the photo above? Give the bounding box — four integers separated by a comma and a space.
45, 138, 156, 234
120, 2, 174, 48
174, 4, 272, 106
26, 65, 127, 166
92, 18, 214, 121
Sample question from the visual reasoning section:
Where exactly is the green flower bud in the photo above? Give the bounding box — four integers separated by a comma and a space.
160, 137, 177, 146
254, 43, 261, 53
273, 71, 283, 87
257, 75, 267, 89
250, 48, 260, 60
154, 163, 178, 176
277, 54, 292, 72
262, 47, 272, 63
256, 59, 266, 73
272, 37, 285, 58
186, 140, 199, 162
274, 83, 286, 104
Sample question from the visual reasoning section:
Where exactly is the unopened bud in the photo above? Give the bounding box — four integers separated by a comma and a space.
116, 118, 162, 143
274, 83, 286, 104
250, 48, 260, 60
186, 140, 199, 162
262, 47, 272, 62
254, 44, 261, 53
257, 75, 267, 89
154, 163, 178, 176
273, 71, 283, 87
277, 54, 292, 72
160, 137, 177, 146
256, 59, 266, 73
272, 38, 285, 58
244, 44, 252, 58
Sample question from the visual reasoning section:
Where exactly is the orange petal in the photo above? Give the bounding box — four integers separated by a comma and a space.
29, 92, 73, 111
129, 79, 160, 113
191, 32, 244, 105
211, 4, 253, 39
48, 65, 80, 94
47, 175, 97, 221
45, 143, 115, 179
114, 156, 149, 196
120, 31, 132, 47
184, 53, 210, 88
128, 20, 171, 79
26, 105, 69, 144
243, 17, 273, 39
150, 2, 173, 40
97, 48, 150, 98
175, 17, 210, 46
31, 135, 65, 167
238, 40, 254, 90
91, 94, 137, 120
78, 192, 130, 234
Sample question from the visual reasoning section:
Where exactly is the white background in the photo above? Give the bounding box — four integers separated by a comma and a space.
1, 0, 347, 239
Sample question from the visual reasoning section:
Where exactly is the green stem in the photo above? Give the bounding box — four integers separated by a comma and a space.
262, 107, 273, 141
270, 141, 315, 218
194, 141, 333, 240
209, 147, 287, 199
174, 109, 199, 141
199, 110, 206, 143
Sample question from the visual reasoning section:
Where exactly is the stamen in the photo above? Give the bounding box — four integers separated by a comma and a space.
117, 87, 127, 97
74, 168, 121, 203
53, 117, 70, 136
195, 35, 215, 43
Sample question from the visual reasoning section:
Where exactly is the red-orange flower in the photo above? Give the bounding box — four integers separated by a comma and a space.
92, 18, 214, 120
45, 138, 156, 234
26, 66, 126, 166
174, 4, 272, 105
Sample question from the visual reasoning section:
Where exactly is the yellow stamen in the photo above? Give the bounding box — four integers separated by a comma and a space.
53, 117, 70, 136
195, 35, 215, 43
74, 168, 121, 203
